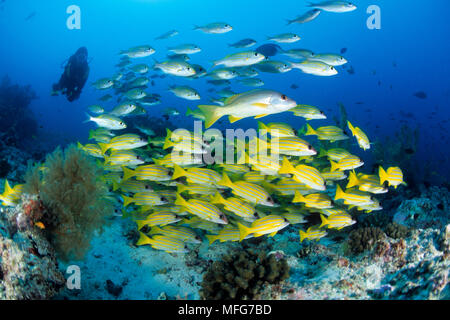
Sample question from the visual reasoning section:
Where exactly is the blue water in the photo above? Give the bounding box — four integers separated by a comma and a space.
0, 0, 449, 181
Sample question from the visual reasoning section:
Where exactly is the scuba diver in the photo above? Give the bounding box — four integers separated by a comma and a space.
52, 47, 90, 102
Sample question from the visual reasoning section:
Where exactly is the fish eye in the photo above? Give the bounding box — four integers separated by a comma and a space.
320, 110, 324, 115
161, 197, 168, 202
308, 145, 312, 150
253, 212, 259, 217
331, 66, 335, 70
281, 95, 287, 100
145, 185, 151, 190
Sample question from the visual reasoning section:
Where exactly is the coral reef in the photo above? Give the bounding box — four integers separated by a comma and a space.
0, 75, 38, 148
200, 246, 290, 300
0, 195, 66, 299
393, 186, 448, 230
384, 222, 411, 239
23, 145, 113, 261
346, 227, 386, 255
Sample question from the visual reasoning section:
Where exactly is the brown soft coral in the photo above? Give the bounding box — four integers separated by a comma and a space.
23, 145, 112, 261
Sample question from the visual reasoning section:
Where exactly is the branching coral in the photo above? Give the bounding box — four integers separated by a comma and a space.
200, 247, 290, 300
23, 145, 113, 261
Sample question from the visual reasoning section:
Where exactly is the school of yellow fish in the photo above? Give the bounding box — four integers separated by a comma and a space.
0, 2, 406, 254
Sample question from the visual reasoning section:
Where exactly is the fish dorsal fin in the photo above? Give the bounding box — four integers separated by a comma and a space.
4, 180, 13, 195
229, 115, 244, 123
224, 93, 243, 105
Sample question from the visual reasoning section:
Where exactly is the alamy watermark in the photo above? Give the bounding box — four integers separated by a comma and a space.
367, 5, 381, 30
66, 5, 81, 30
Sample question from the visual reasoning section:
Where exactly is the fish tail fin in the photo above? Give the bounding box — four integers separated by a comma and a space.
330, 160, 339, 172
185, 107, 194, 117
152, 158, 162, 166
112, 181, 120, 192
292, 190, 305, 203
378, 166, 388, 185
174, 193, 188, 207
346, 170, 360, 189
237, 223, 252, 242
136, 232, 152, 246
77, 141, 84, 150
279, 156, 295, 174
98, 142, 109, 155
218, 172, 234, 188
122, 195, 134, 207
205, 234, 218, 245
211, 192, 225, 205
163, 134, 173, 150
197, 105, 224, 128
135, 220, 148, 230
319, 214, 329, 228
3, 180, 13, 196
257, 121, 268, 133
83, 113, 93, 124
172, 163, 186, 180
334, 184, 345, 201
148, 226, 163, 235
347, 120, 356, 136
318, 148, 327, 158
122, 167, 135, 181
176, 184, 187, 193
299, 230, 307, 243
88, 130, 95, 141
305, 123, 316, 136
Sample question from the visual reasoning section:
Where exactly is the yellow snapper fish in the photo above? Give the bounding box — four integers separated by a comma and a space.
84, 114, 126, 130
172, 164, 222, 187
208, 68, 238, 80
291, 61, 338, 76
320, 168, 348, 182
243, 171, 267, 184
290, 104, 327, 120
122, 191, 169, 207
258, 121, 296, 137
308, 1, 357, 13
217, 163, 250, 174
347, 171, 388, 194
136, 233, 188, 253
91, 78, 114, 90
169, 85, 201, 100
305, 124, 349, 141
163, 138, 207, 154
168, 43, 201, 55
334, 185, 373, 206
123, 165, 172, 182
347, 121, 370, 150
319, 213, 356, 230
181, 216, 222, 233
269, 136, 317, 157
308, 54, 348, 66
349, 198, 383, 213
120, 45, 155, 58
379, 166, 405, 189
278, 157, 326, 191
299, 225, 327, 242
149, 225, 201, 244
98, 134, 148, 154
263, 178, 315, 196
88, 105, 104, 114
218, 172, 276, 206
211, 192, 258, 222
238, 215, 290, 241
293, 191, 334, 209
206, 225, 254, 244
175, 193, 228, 224
0, 180, 24, 207
153, 153, 203, 168
318, 148, 352, 161
213, 51, 265, 68
268, 33, 301, 43
194, 22, 233, 34
109, 103, 137, 117
198, 89, 297, 128
153, 59, 196, 77
330, 155, 364, 172
77, 142, 103, 158
165, 128, 207, 147
124, 88, 147, 100
177, 183, 217, 196
246, 153, 281, 176
112, 179, 152, 193
104, 150, 144, 166
281, 212, 307, 224
316, 207, 349, 217
135, 211, 182, 229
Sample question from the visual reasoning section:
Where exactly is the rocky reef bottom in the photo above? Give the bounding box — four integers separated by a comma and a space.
1, 184, 449, 300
